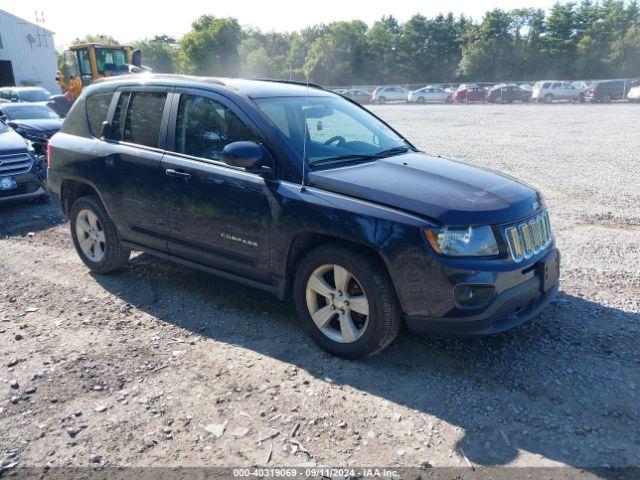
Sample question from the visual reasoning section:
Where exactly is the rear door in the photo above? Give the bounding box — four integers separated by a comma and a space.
160, 89, 273, 282
102, 87, 171, 251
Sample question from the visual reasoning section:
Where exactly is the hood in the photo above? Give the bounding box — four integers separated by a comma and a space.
308, 153, 541, 226
7, 118, 63, 135
0, 128, 30, 154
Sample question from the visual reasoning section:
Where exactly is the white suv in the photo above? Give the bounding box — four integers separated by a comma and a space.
371, 86, 409, 104
532, 81, 583, 103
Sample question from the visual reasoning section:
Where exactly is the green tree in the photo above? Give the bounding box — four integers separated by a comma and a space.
179, 16, 242, 76
133, 35, 177, 73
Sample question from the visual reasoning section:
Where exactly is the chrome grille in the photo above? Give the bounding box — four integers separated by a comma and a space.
504, 211, 553, 262
0, 153, 34, 176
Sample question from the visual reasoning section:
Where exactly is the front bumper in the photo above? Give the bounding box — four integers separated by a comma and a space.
0, 161, 48, 204
405, 249, 560, 336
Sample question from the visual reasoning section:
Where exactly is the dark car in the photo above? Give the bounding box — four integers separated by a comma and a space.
486, 84, 531, 103
583, 79, 637, 103
0, 87, 52, 103
0, 103, 63, 156
47, 75, 560, 359
340, 89, 371, 104
0, 120, 47, 203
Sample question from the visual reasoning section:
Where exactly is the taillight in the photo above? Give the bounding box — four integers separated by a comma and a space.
591, 87, 598, 93
46, 142, 52, 168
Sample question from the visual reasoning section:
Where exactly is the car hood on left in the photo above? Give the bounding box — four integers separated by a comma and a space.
0, 128, 29, 154
7, 118, 63, 135
308, 152, 542, 226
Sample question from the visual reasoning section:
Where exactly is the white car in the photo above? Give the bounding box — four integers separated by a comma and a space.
371, 86, 409, 104
626, 85, 640, 102
407, 85, 452, 103
532, 81, 583, 103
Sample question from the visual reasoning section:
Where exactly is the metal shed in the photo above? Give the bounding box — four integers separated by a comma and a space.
0, 9, 59, 93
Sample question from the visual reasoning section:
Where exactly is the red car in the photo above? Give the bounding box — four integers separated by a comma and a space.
453, 84, 487, 103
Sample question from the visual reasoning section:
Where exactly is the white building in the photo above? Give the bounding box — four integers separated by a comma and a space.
0, 9, 59, 93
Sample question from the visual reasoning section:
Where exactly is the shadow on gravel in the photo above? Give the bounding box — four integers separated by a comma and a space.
92, 253, 639, 477
0, 198, 66, 238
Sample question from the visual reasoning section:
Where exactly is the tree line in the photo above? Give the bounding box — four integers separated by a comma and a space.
68, 0, 640, 85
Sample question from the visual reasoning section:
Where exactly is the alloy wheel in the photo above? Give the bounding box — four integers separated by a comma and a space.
305, 264, 370, 343
75, 209, 106, 262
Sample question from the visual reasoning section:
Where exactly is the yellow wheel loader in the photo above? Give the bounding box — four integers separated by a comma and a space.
57, 44, 143, 101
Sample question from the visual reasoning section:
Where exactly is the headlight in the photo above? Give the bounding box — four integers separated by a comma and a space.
424, 225, 499, 257
24, 139, 35, 153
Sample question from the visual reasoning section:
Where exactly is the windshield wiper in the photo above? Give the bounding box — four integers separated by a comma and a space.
309, 146, 411, 167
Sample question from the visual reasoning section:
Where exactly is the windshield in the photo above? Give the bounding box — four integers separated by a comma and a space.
19, 89, 51, 102
95, 48, 129, 75
254, 96, 411, 166
3, 105, 60, 120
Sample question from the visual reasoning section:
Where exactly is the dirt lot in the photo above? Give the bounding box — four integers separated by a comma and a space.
1, 103, 639, 475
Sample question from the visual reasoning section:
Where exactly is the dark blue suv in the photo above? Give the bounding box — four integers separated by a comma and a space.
47, 75, 560, 359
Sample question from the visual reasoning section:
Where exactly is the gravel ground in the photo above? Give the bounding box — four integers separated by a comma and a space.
1, 103, 639, 476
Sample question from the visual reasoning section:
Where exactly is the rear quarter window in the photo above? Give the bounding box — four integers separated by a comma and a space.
86, 92, 114, 137
60, 95, 91, 137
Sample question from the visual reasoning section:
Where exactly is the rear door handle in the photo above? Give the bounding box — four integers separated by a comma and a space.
165, 168, 191, 180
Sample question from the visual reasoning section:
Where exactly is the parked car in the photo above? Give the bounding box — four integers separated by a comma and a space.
0, 103, 63, 156
486, 84, 532, 103
0, 119, 47, 203
583, 79, 637, 103
371, 86, 409, 104
47, 75, 560, 359
627, 85, 640, 102
453, 84, 486, 103
407, 86, 452, 104
531, 81, 583, 103
340, 89, 371, 104
0, 87, 52, 103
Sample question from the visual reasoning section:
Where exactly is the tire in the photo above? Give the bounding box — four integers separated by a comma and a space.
416, 96, 425, 104
70, 195, 130, 274
544, 94, 554, 104
378, 96, 387, 104
293, 244, 401, 359
602, 93, 611, 103
445, 96, 452, 104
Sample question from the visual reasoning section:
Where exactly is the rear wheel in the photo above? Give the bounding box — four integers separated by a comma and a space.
544, 94, 554, 104
378, 96, 387, 104
416, 96, 425, 104
602, 93, 612, 103
70, 195, 130, 274
293, 245, 401, 359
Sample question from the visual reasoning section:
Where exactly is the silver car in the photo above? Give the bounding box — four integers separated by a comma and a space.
407, 86, 453, 104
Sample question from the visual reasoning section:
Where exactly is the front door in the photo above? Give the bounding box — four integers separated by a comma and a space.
161, 90, 274, 282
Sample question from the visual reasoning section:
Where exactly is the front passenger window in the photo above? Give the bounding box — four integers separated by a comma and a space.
174, 94, 259, 161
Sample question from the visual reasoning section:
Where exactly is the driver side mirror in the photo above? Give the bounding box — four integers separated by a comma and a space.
100, 121, 111, 139
221, 141, 271, 173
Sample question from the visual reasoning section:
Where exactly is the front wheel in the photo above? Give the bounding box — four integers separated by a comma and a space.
293, 245, 401, 359
70, 195, 130, 274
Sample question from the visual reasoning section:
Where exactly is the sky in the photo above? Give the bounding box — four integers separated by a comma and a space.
4, 0, 559, 49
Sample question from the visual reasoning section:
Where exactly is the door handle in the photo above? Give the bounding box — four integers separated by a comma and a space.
165, 168, 191, 180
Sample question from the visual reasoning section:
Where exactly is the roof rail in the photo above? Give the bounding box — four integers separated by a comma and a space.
254, 78, 325, 90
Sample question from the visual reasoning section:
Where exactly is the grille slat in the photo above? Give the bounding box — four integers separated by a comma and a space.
0, 153, 34, 176
505, 211, 553, 263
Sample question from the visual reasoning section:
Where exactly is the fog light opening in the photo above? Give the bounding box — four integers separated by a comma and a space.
454, 284, 495, 308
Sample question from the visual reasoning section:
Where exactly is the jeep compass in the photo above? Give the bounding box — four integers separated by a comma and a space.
47, 75, 560, 359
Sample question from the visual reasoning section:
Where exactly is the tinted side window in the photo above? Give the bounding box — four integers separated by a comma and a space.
60, 95, 90, 137
121, 91, 167, 148
86, 92, 113, 137
174, 94, 259, 161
